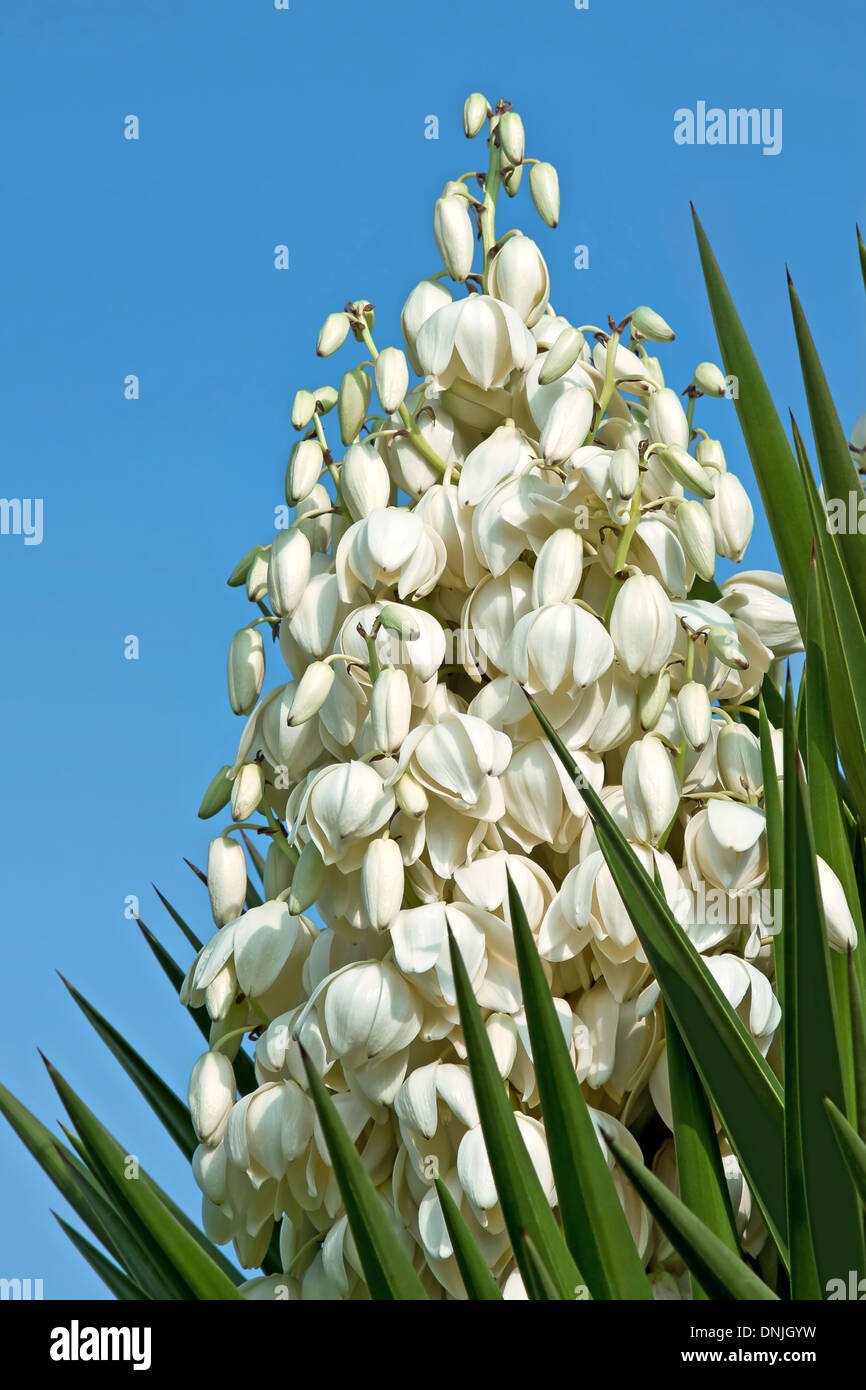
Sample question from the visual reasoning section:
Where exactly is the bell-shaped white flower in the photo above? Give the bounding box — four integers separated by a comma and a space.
677, 681, 712, 751
531, 528, 584, 606
539, 386, 594, 462
288, 660, 335, 725
301, 761, 396, 870
401, 279, 454, 374
316, 311, 350, 358
268, 528, 312, 618
457, 421, 535, 508
506, 602, 614, 694
322, 960, 423, 1062
718, 572, 802, 658
705, 473, 754, 560
336, 507, 446, 603
622, 735, 680, 845
718, 723, 762, 797
610, 574, 677, 677
816, 856, 858, 952
361, 837, 405, 930
340, 442, 391, 521
189, 1052, 236, 1147
370, 666, 412, 754
207, 834, 247, 927
487, 235, 550, 327
231, 761, 264, 822
648, 387, 690, 449
415, 294, 536, 391
433, 195, 475, 282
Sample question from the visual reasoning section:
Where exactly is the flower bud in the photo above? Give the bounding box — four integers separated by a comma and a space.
263, 839, 293, 902
648, 387, 690, 449
676, 499, 717, 581
531, 528, 584, 606
245, 549, 270, 602
529, 161, 560, 228
538, 325, 584, 384
313, 384, 338, 415
338, 367, 372, 445
609, 447, 639, 502
285, 439, 323, 507
394, 770, 428, 818
694, 361, 728, 397
361, 837, 405, 930
227, 544, 265, 588
433, 195, 475, 282
288, 660, 335, 725
540, 386, 594, 462
488, 235, 550, 327
704, 473, 754, 561
816, 857, 858, 952
371, 666, 412, 754
630, 306, 675, 343
502, 160, 523, 197
317, 312, 350, 357
718, 724, 762, 797
463, 92, 489, 138
639, 667, 670, 731
677, 682, 712, 751
287, 839, 326, 915
267, 527, 312, 618
189, 1052, 236, 1147
374, 346, 409, 414
227, 627, 265, 715
706, 625, 749, 670
291, 389, 316, 430
400, 279, 453, 374
696, 437, 727, 473
198, 765, 233, 820
610, 574, 677, 677
658, 445, 716, 498
231, 761, 264, 822
295, 483, 333, 553
623, 735, 680, 844
378, 604, 421, 643
207, 834, 247, 927
338, 443, 388, 521
497, 111, 525, 165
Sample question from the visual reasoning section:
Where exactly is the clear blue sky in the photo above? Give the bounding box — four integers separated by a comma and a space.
1, 0, 863, 1299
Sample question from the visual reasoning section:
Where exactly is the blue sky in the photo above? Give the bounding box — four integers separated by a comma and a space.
1, 0, 863, 1299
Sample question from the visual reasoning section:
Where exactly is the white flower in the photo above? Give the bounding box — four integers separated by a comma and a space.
374, 346, 409, 414
415, 295, 536, 391
718, 571, 802, 657
506, 602, 614, 694
487, 235, 550, 326
622, 735, 680, 845
336, 507, 446, 602
648, 387, 690, 449
401, 279, 454, 375
322, 960, 423, 1062
207, 834, 247, 927
705, 473, 754, 560
361, 837, 405, 930
189, 1053, 236, 1147
340, 443, 391, 520
299, 761, 396, 870
433, 195, 475, 282
816, 856, 858, 952
456, 422, 535, 508
268, 529, 312, 619
539, 386, 594, 462
610, 574, 677, 677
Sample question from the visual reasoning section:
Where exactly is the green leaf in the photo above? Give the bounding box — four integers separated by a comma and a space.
849, 950, 866, 1144
59, 974, 196, 1161
447, 925, 583, 1300
759, 694, 785, 1017
781, 679, 865, 1298
433, 1178, 502, 1300
300, 1046, 428, 1300
691, 207, 812, 627
527, 694, 787, 1259
152, 885, 203, 952
44, 1060, 243, 1300
520, 1231, 565, 1300
610, 1140, 778, 1301
665, 1007, 739, 1300
825, 1098, 866, 1206
788, 274, 866, 620
858, 225, 866, 300
52, 1212, 149, 1301
506, 870, 651, 1299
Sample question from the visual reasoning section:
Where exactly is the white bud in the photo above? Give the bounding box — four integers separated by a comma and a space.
677, 682, 712, 751
704, 473, 754, 561
706, 625, 749, 670
361, 837, 405, 930
639, 667, 670, 731
433, 196, 475, 282
718, 724, 762, 797
609, 448, 639, 502
816, 857, 858, 953
538, 325, 584, 384
245, 549, 270, 602
694, 361, 728, 397
291, 389, 316, 430
285, 439, 323, 506
497, 111, 525, 165
610, 574, 677, 677
341, 443, 390, 520
648, 387, 690, 449
227, 627, 265, 715
401, 279, 454, 375
317, 312, 350, 357
394, 771, 428, 818
631, 306, 675, 343
231, 762, 264, 822
288, 660, 335, 725
338, 367, 372, 445
374, 346, 409, 414
658, 445, 716, 498
463, 92, 489, 138
287, 839, 326, 915
540, 386, 594, 462
529, 161, 560, 228
677, 499, 717, 581
488, 235, 550, 327
623, 735, 680, 845
207, 834, 247, 927
371, 667, 412, 754
295, 483, 333, 553
267, 527, 312, 618
531, 528, 584, 606
188, 1052, 236, 1147
313, 384, 338, 415
696, 437, 727, 473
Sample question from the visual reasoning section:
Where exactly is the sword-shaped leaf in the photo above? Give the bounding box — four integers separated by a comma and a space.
825, 1098, 866, 1206
52, 1212, 149, 1301
433, 1178, 501, 1300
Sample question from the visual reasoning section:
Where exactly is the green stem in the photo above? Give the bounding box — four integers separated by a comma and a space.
359, 323, 450, 477
602, 478, 644, 626
481, 120, 502, 293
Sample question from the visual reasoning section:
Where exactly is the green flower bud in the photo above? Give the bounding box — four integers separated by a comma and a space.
231, 762, 264, 822
316, 312, 350, 357
463, 92, 489, 138
639, 667, 671, 731
198, 765, 233, 820
285, 439, 323, 507
497, 111, 525, 165
694, 361, 728, 397
676, 498, 717, 581
287, 839, 326, 915
338, 366, 372, 445
538, 325, 585, 384
630, 306, 676, 343
227, 627, 265, 715
658, 444, 716, 498
291, 389, 316, 430
226, 544, 265, 588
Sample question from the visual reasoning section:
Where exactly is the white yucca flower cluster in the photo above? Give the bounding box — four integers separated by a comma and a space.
181, 94, 855, 1300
